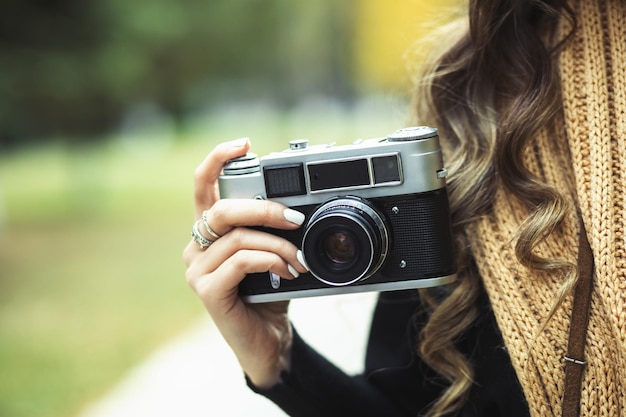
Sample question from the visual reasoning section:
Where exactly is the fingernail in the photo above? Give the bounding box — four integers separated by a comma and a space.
287, 264, 300, 278
232, 137, 249, 147
284, 209, 305, 225
296, 250, 309, 271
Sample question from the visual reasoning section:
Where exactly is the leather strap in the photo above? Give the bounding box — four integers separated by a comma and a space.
561, 218, 594, 417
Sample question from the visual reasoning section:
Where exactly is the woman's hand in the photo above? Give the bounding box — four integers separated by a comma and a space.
182, 138, 308, 388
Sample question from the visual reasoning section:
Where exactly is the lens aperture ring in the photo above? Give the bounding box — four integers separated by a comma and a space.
302, 197, 389, 286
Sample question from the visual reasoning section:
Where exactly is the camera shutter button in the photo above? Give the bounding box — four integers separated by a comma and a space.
387, 126, 438, 142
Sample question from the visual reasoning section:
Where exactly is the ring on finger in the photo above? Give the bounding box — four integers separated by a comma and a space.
191, 220, 214, 249
201, 210, 222, 240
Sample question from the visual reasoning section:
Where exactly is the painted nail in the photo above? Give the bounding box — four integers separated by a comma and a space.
287, 264, 300, 279
296, 250, 309, 271
232, 137, 249, 147
284, 209, 305, 225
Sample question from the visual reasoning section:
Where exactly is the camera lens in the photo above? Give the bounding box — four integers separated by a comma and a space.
324, 231, 357, 264
302, 197, 389, 286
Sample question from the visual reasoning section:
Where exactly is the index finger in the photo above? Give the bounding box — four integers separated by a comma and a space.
205, 198, 306, 238
194, 138, 250, 217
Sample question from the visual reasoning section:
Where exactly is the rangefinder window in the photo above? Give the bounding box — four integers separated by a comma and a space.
372, 154, 401, 184
308, 159, 370, 192
263, 163, 306, 198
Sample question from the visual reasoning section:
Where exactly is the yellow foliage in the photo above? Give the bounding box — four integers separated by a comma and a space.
352, 0, 462, 90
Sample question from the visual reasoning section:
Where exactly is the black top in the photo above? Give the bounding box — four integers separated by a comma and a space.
248, 290, 530, 416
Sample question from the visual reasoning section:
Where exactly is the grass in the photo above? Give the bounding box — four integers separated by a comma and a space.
0, 101, 407, 417
0, 137, 207, 417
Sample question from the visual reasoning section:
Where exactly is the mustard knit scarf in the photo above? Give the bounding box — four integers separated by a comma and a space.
469, 0, 626, 415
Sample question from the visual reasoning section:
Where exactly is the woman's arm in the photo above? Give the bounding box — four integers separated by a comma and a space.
182, 138, 308, 388
248, 328, 406, 417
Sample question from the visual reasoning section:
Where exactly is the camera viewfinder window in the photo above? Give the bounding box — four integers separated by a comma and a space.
308, 159, 370, 191
264, 164, 307, 198
372, 155, 401, 184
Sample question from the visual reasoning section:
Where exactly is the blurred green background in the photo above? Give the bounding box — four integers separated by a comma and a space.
0, 1, 458, 416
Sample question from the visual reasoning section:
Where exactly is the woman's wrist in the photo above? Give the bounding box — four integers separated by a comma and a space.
240, 324, 293, 389
244, 348, 292, 389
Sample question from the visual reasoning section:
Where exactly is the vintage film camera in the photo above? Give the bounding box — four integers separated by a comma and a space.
218, 126, 457, 303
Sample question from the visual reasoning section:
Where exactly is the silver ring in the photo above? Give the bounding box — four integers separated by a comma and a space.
191, 220, 213, 249
201, 210, 222, 240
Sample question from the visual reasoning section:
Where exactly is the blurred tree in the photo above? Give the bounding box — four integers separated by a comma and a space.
267, 2, 357, 106
0, 0, 113, 145
0, 0, 458, 147
0, 0, 359, 147
97, 0, 288, 115
352, 0, 461, 91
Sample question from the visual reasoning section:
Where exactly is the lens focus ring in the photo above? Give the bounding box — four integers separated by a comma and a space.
301, 197, 389, 286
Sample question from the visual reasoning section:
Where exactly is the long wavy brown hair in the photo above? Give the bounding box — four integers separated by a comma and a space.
410, 1, 577, 416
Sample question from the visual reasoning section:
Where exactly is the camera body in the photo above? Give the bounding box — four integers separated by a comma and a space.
218, 126, 456, 303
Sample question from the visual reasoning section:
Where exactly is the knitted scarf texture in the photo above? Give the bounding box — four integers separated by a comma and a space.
470, 0, 625, 416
